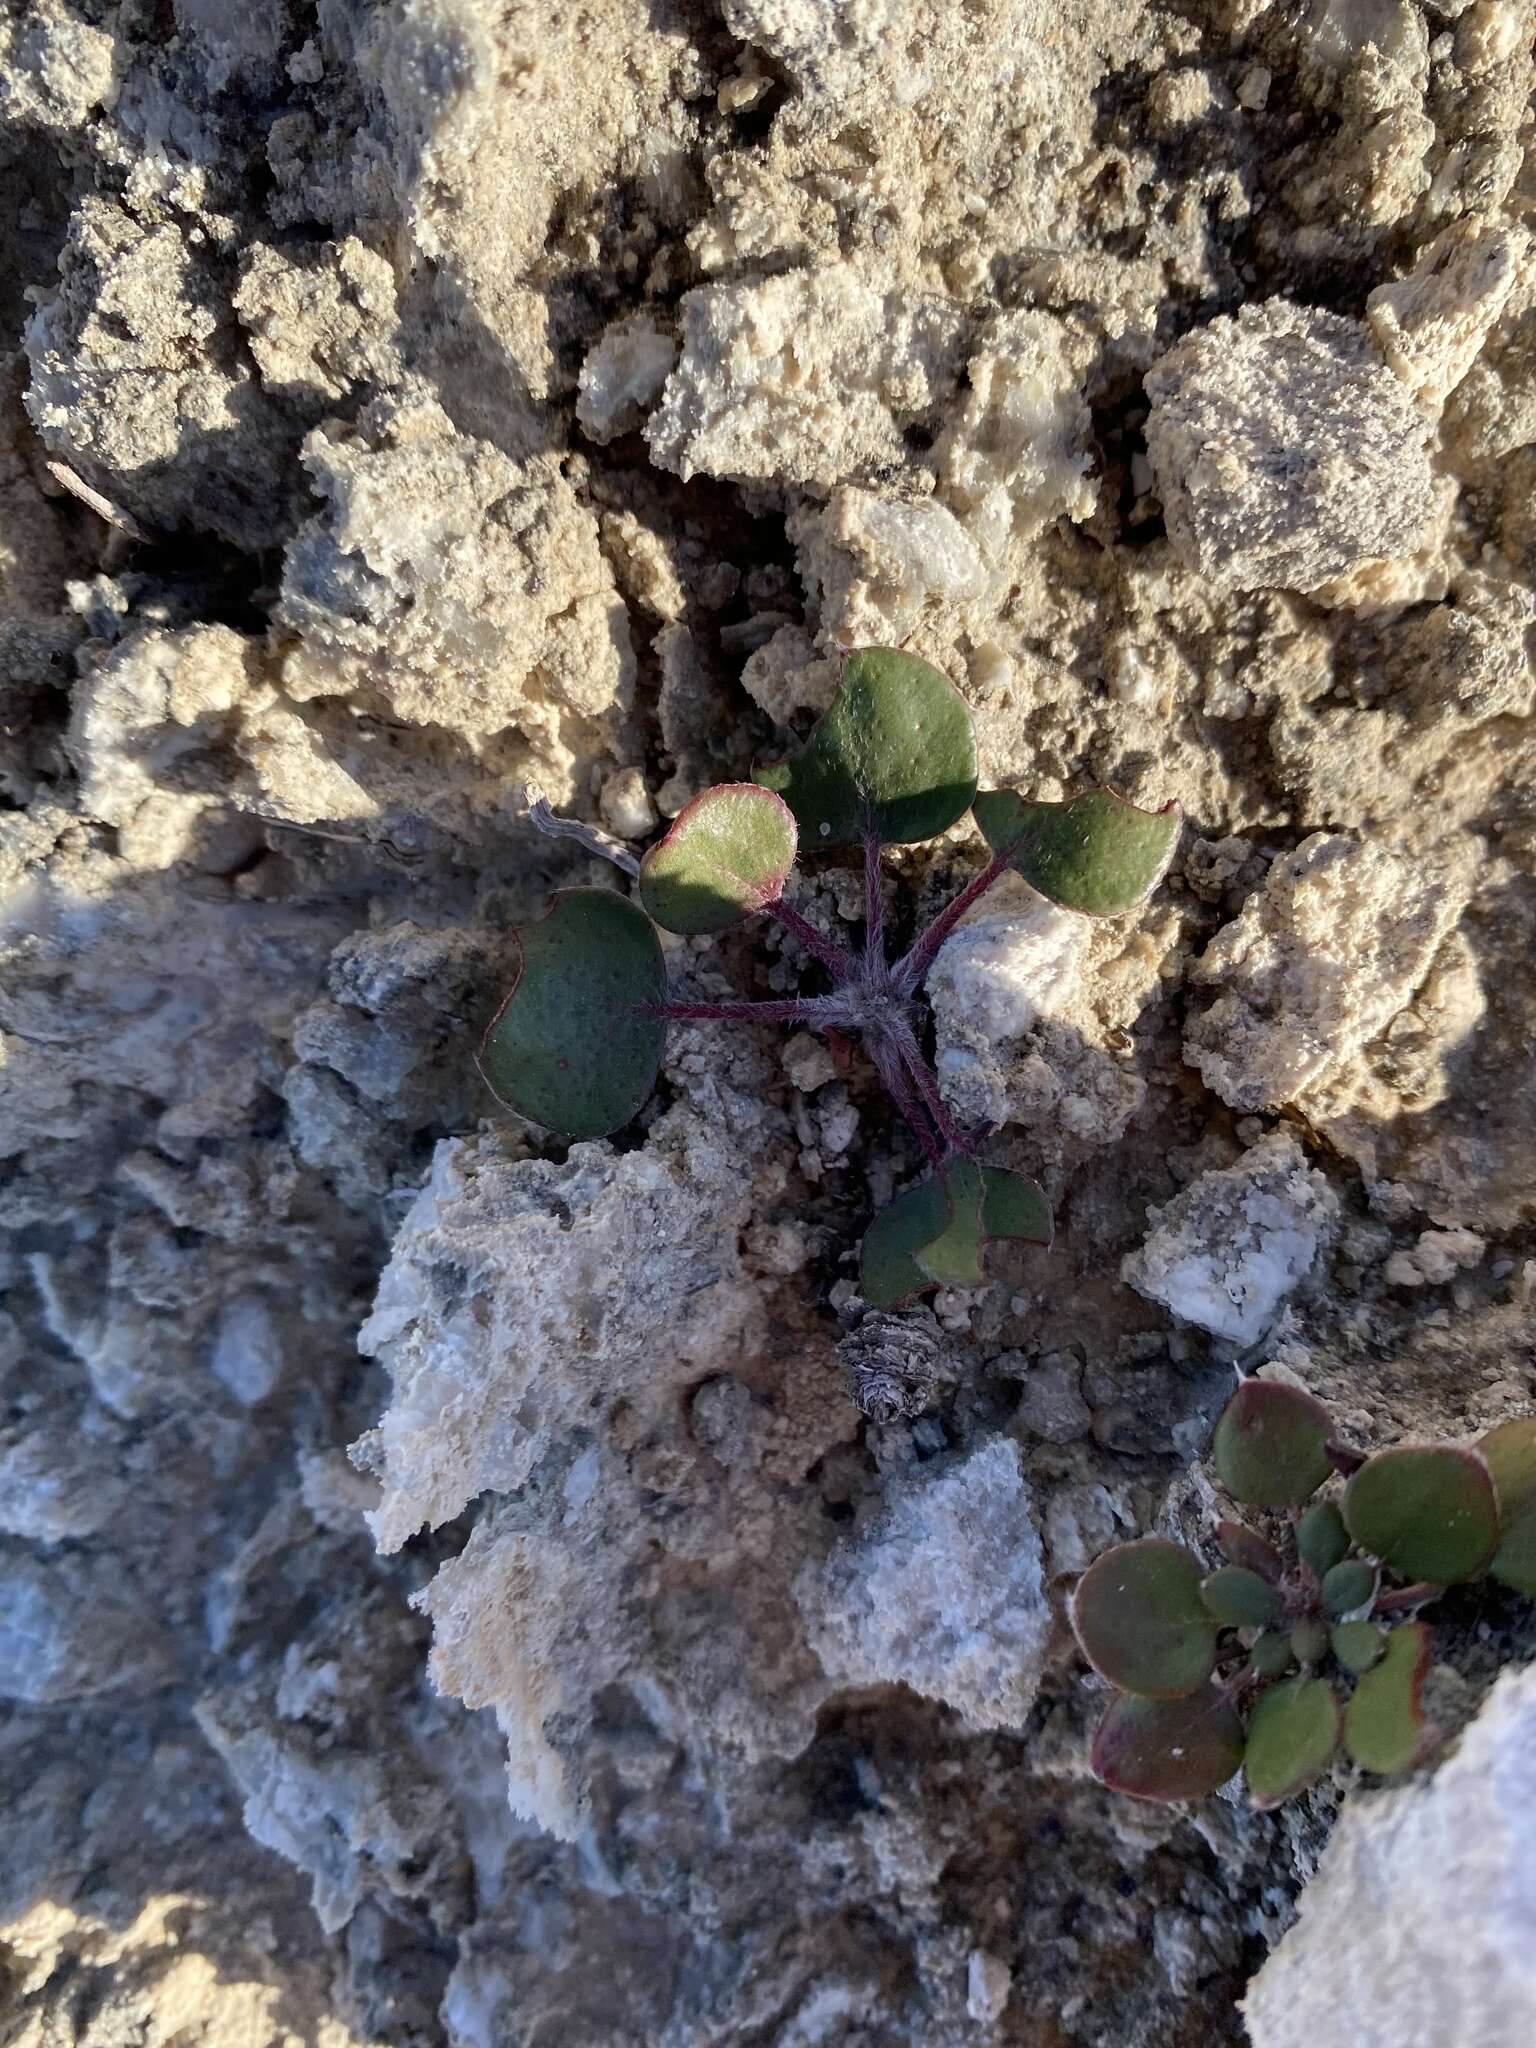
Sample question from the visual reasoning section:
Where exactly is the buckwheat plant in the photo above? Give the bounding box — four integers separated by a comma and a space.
1072, 1382, 1536, 1806
484, 647, 1180, 1303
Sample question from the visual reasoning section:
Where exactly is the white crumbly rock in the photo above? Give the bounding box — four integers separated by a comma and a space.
1367, 221, 1532, 411
927, 868, 1168, 1152
0, 0, 120, 131
794, 488, 989, 645
1185, 834, 1476, 1116
278, 386, 635, 772
576, 315, 678, 442
1144, 301, 1444, 593
354, 1114, 763, 1553
1244, 1662, 1536, 2048
1122, 1134, 1340, 1348
935, 310, 1098, 559
646, 268, 965, 491
966, 1950, 1013, 2024
1383, 1226, 1485, 1287
722, 0, 913, 107
795, 1440, 1051, 1730
597, 766, 659, 838
24, 198, 305, 550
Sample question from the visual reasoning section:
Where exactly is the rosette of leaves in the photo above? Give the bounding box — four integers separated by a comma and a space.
1072, 1382, 1536, 1806
482, 648, 1180, 1294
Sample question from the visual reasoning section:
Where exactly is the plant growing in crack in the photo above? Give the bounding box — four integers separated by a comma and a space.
1072, 1381, 1536, 1806
485, 646, 1180, 1305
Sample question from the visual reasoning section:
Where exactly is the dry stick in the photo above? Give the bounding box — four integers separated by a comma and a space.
518, 780, 641, 877
764, 897, 858, 980
891, 844, 1015, 994
1373, 1582, 1440, 1614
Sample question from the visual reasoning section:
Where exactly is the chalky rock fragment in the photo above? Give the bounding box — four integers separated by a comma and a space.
1145, 302, 1442, 593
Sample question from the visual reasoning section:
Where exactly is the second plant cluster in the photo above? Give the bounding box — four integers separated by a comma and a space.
1073, 1382, 1536, 1805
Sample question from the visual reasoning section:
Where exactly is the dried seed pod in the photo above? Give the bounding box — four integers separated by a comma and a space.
837, 1309, 951, 1423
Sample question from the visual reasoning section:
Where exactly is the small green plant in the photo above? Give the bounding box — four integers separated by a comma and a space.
1071, 1384, 1536, 1805
485, 647, 1180, 1300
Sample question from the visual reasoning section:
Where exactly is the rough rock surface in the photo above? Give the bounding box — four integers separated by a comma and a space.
4, 1, 1536, 2044
1145, 301, 1444, 592
1243, 1661, 1536, 2048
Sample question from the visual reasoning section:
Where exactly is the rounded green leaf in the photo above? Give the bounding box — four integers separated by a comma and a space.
1289, 1619, 1329, 1667
1480, 1419, 1536, 1597
1091, 1685, 1244, 1802
480, 889, 666, 1139
1343, 1622, 1436, 1775
861, 1160, 1052, 1308
638, 784, 797, 935
910, 1157, 988, 1289
859, 1176, 953, 1310
973, 787, 1181, 917
1212, 1381, 1335, 1509
1244, 1676, 1340, 1808
1343, 1446, 1500, 1585
1200, 1566, 1285, 1629
754, 647, 978, 847
1330, 1621, 1383, 1676
1247, 1633, 1296, 1680
1071, 1539, 1219, 1699
1217, 1521, 1284, 1583
1321, 1559, 1377, 1619
1297, 1500, 1350, 1577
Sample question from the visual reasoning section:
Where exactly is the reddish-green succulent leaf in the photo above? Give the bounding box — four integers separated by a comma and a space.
1344, 1446, 1500, 1585
1321, 1559, 1377, 1619
1212, 1381, 1334, 1509
1297, 1500, 1351, 1577
755, 647, 978, 847
1480, 1419, 1536, 1597
861, 1160, 1050, 1307
1218, 1521, 1285, 1583
1072, 1539, 1219, 1699
1343, 1622, 1436, 1775
1244, 1676, 1340, 1808
1091, 1685, 1244, 1802
1330, 1620, 1384, 1676
1200, 1566, 1285, 1629
638, 783, 797, 935
1289, 1620, 1329, 1667
859, 1176, 953, 1310
972, 786, 1181, 917
1247, 1632, 1296, 1680
480, 888, 666, 1139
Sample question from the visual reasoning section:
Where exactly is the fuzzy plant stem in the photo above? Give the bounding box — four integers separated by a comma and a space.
866, 1032, 945, 1170
863, 833, 885, 976
884, 1012, 975, 1157
649, 997, 830, 1025
765, 899, 859, 980
891, 845, 1015, 994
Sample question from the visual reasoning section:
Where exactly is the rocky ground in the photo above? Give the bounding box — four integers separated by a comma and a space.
3, 3, 1536, 2044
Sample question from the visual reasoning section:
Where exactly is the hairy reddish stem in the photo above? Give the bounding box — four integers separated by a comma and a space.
765, 898, 858, 980
886, 1014, 975, 1157
892, 846, 1014, 994
867, 1034, 944, 1170
649, 997, 827, 1024
863, 833, 884, 976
